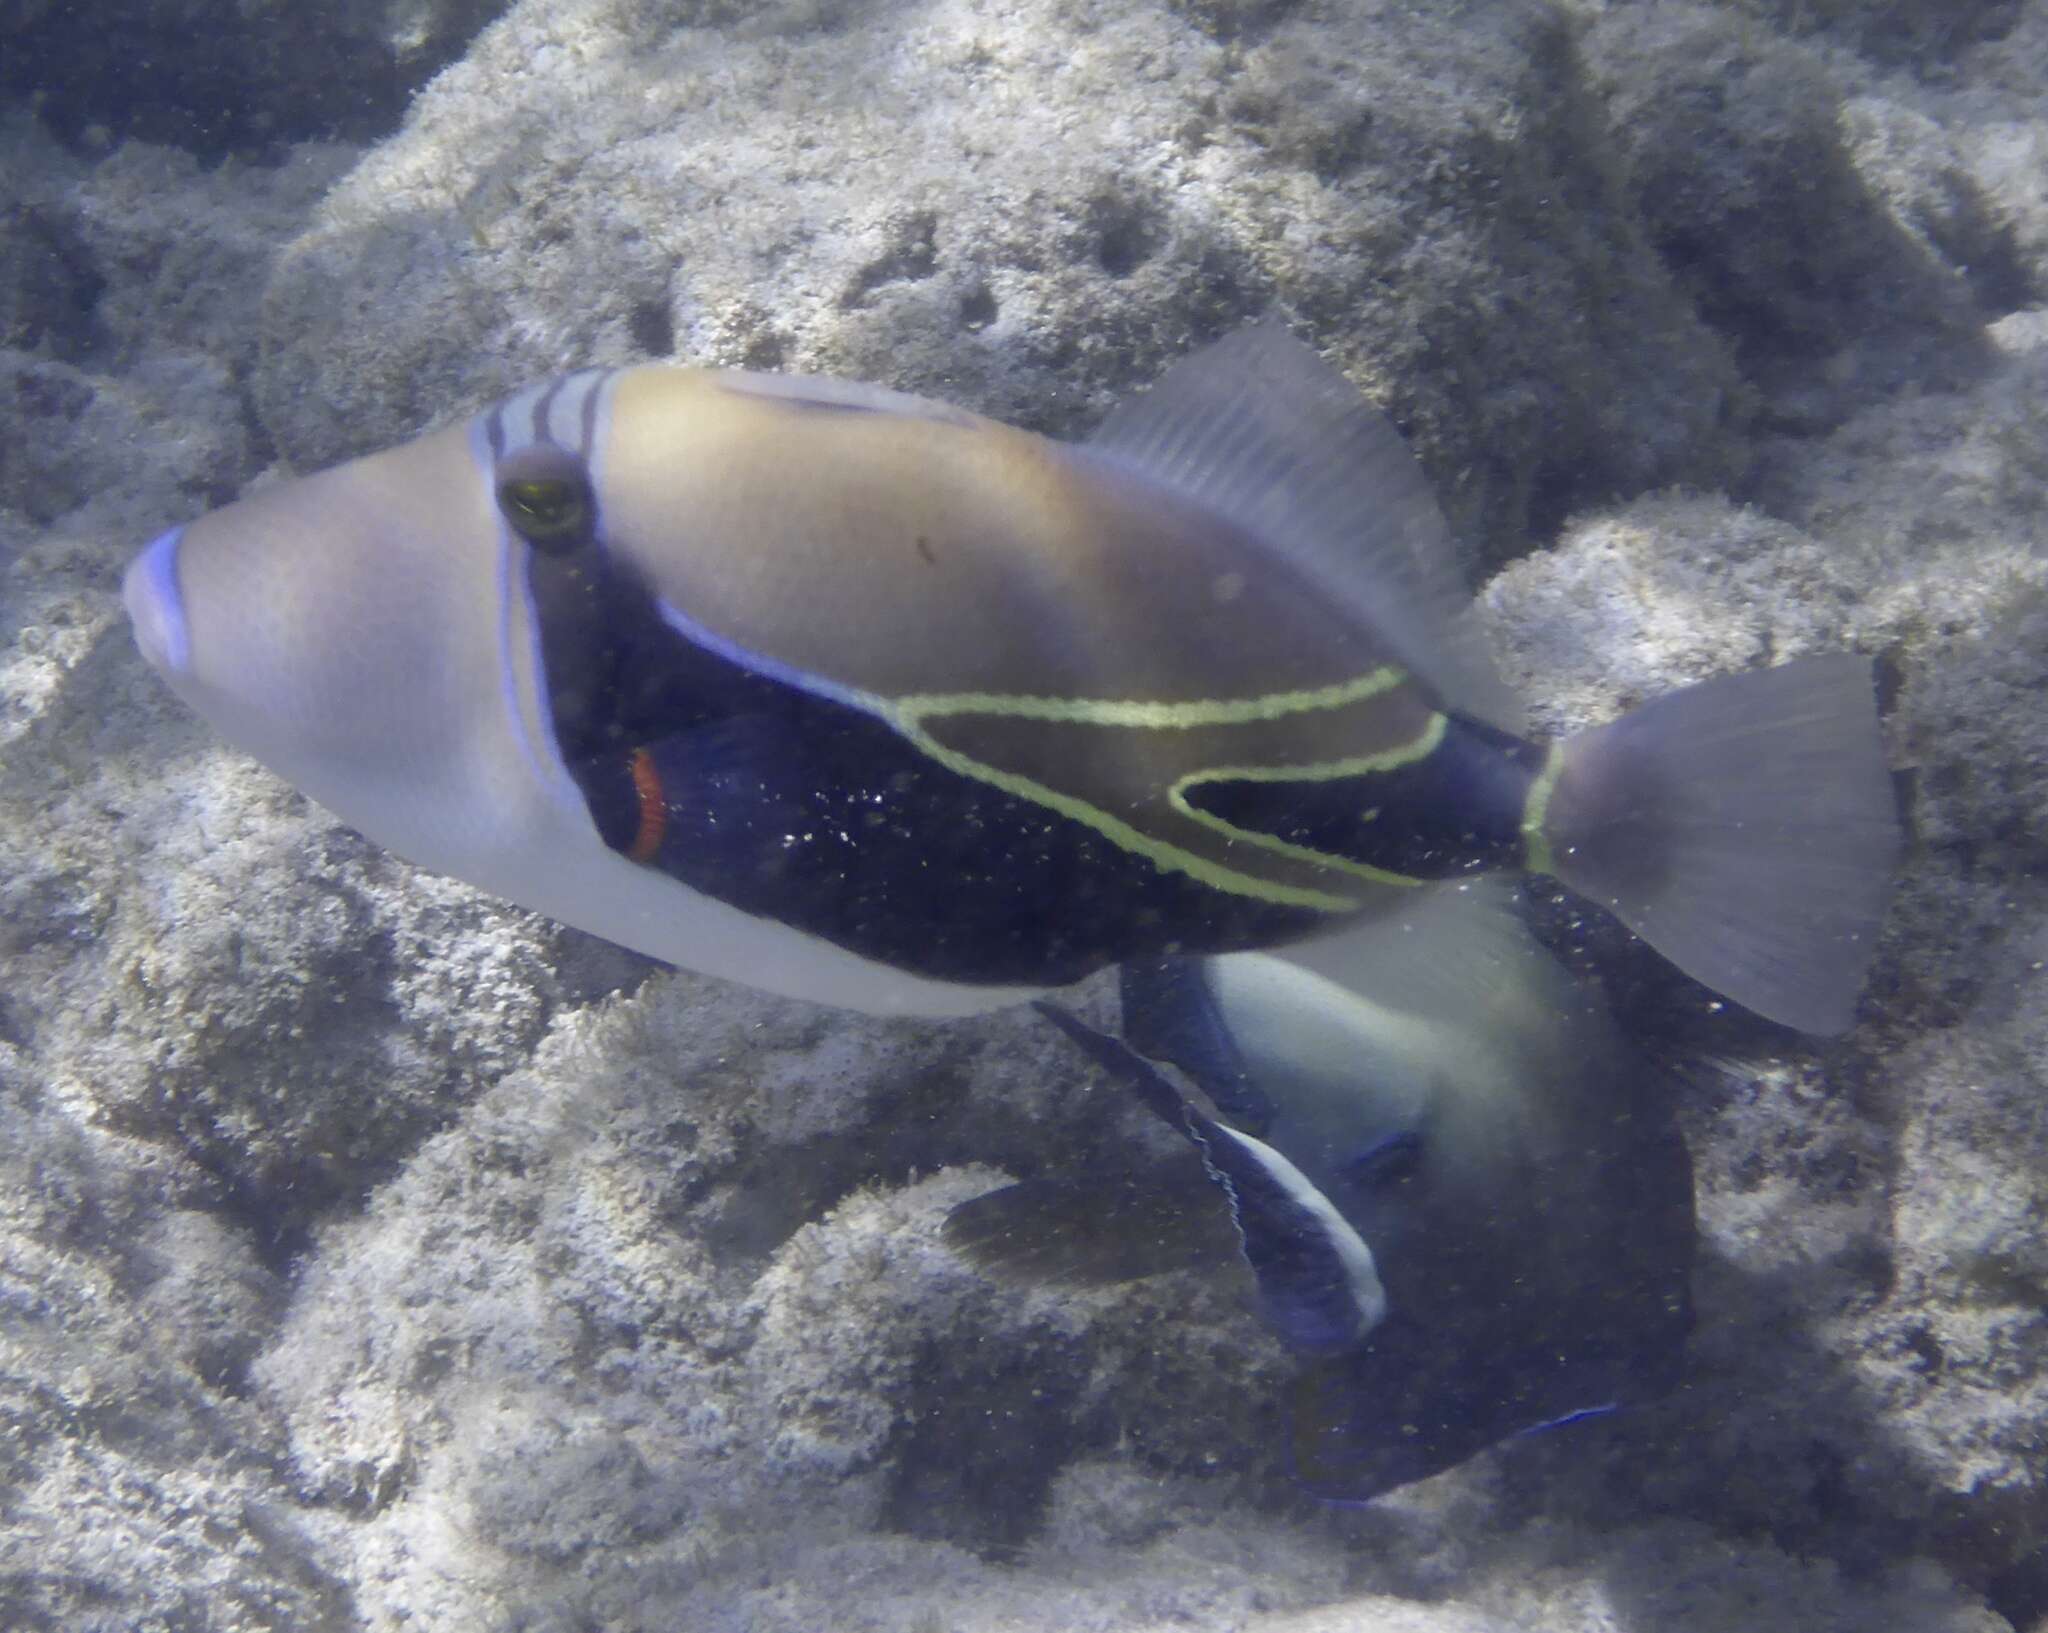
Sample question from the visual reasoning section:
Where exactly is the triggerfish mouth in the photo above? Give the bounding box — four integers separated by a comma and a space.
944, 883, 1696, 1503
124, 327, 1899, 1027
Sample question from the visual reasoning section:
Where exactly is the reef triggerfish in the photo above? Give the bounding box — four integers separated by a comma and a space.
944, 882, 1696, 1502
123, 327, 1898, 1026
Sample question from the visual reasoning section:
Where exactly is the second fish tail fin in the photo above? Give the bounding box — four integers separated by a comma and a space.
1534, 654, 1901, 1035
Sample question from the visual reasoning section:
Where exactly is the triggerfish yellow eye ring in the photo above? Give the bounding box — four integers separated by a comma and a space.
495, 444, 595, 553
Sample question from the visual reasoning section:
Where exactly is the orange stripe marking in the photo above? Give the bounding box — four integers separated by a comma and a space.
627, 747, 667, 863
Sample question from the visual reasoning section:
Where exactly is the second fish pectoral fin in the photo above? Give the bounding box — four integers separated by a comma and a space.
1031, 1000, 1201, 1130
940, 1155, 1244, 1288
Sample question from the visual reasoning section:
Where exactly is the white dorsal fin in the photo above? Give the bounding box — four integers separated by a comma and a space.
1088, 325, 1521, 731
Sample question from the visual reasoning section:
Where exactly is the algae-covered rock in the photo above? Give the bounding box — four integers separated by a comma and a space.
250, 0, 1743, 566
1, 0, 512, 156
4, 0, 2048, 1627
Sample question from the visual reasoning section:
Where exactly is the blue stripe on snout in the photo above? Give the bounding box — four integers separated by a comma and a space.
130, 525, 191, 674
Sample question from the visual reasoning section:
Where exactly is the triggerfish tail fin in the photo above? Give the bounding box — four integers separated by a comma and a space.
1533, 654, 1901, 1035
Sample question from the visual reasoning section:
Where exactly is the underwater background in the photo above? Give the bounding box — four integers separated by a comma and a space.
4, 0, 2048, 1627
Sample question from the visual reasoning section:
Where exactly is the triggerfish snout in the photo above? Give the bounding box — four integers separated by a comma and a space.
119, 420, 629, 958
121, 425, 499, 806
126, 329, 1900, 1029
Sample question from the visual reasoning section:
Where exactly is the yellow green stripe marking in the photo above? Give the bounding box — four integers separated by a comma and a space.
1520, 740, 1566, 876
1169, 712, 1449, 891
878, 667, 1417, 912
900, 729, 1366, 912
892, 666, 1406, 731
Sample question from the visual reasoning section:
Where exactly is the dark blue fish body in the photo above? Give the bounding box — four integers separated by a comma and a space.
948, 884, 1695, 1502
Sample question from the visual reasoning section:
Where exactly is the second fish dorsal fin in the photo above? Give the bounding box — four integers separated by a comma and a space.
1086, 325, 1520, 732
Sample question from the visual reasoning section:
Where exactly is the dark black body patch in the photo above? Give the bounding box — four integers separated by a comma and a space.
1120, 959, 1273, 1134
1185, 713, 1550, 881
527, 544, 1326, 986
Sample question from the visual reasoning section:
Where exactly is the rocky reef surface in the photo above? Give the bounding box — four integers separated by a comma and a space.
3, 0, 2048, 1627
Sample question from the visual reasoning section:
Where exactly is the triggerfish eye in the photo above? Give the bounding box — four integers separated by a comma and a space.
495, 445, 594, 552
